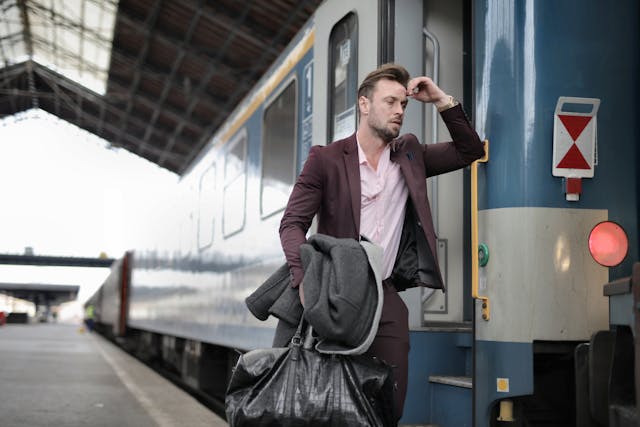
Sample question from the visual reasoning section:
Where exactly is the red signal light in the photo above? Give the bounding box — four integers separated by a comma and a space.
588, 221, 628, 267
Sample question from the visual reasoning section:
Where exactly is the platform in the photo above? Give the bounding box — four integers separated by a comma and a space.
0, 323, 227, 427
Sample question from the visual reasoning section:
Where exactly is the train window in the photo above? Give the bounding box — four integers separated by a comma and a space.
197, 163, 216, 250
179, 184, 197, 255
261, 79, 297, 218
328, 12, 358, 142
223, 131, 247, 238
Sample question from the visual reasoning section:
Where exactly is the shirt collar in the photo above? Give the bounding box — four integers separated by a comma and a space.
356, 133, 391, 166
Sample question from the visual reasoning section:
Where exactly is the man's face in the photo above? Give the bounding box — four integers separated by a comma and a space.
362, 78, 408, 142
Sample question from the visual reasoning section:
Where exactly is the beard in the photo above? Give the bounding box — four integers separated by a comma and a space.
368, 115, 401, 143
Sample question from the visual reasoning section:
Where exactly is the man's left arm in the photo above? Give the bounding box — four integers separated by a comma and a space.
421, 104, 484, 177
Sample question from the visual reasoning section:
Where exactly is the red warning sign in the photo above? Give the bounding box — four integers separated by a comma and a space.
552, 97, 600, 179
558, 115, 592, 141
556, 143, 590, 169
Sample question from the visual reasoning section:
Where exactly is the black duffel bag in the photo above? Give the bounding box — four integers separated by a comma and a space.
225, 321, 395, 427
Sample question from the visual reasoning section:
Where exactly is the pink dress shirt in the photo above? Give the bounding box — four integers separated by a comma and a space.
357, 137, 409, 279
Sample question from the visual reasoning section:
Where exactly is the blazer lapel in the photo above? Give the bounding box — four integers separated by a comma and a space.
391, 136, 439, 262
390, 138, 417, 201
343, 136, 361, 236
391, 135, 427, 208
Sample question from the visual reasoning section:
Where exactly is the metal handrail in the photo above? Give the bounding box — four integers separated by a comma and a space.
471, 140, 490, 320
423, 27, 440, 233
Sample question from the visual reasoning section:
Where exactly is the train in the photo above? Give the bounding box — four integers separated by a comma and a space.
86, 1, 639, 426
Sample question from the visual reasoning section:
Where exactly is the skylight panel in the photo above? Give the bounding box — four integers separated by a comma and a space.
9, 0, 118, 95
0, 1, 28, 65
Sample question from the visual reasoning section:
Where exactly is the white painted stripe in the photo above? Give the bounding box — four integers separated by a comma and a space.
92, 336, 176, 427
91, 334, 227, 427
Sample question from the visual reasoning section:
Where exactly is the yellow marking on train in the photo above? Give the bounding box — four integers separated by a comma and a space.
496, 377, 510, 393
216, 28, 315, 146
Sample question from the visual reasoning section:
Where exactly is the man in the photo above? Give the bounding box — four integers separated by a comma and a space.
279, 63, 484, 419
84, 304, 95, 332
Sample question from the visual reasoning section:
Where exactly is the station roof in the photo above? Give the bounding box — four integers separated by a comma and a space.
0, 0, 322, 174
0, 282, 79, 305
0, 253, 114, 267
0, 253, 108, 305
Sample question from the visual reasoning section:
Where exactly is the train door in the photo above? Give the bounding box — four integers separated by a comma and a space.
394, 2, 476, 424
313, 1, 474, 423
313, 0, 469, 328
393, 0, 469, 327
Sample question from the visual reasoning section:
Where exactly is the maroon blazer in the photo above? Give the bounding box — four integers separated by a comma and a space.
279, 104, 484, 289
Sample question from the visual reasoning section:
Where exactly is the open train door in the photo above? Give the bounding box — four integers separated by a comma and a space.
314, 0, 471, 327
394, 0, 471, 329
392, 1, 476, 425
313, 1, 475, 424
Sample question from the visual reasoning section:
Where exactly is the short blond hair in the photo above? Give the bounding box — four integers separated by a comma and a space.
357, 63, 410, 100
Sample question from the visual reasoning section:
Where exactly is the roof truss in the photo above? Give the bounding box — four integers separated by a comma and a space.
0, 0, 322, 174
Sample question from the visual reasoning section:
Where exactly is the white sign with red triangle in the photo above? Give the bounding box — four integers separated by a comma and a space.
552, 97, 600, 178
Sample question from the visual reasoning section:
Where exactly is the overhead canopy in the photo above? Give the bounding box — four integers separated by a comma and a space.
0, 282, 79, 306
0, 253, 114, 267
0, 0, 322, 174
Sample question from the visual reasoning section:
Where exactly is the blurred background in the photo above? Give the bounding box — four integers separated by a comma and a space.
0, 108, 180, 323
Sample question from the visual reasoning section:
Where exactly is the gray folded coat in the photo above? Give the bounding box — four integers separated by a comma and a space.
245, 234, 383, 355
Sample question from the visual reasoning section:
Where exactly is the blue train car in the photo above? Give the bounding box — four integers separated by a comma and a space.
472, 1, 638, 426
89, 1, 638, 425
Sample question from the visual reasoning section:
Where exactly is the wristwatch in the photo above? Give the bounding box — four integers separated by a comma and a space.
437, 95, 459, 112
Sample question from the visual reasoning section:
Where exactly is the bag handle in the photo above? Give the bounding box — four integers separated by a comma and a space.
303, 323, 315, 349
290, 316, 316, 359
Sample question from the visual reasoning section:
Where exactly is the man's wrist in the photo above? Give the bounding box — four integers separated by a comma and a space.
436, 95, 458, 112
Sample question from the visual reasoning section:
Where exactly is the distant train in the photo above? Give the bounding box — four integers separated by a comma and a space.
87, 1, 639, 425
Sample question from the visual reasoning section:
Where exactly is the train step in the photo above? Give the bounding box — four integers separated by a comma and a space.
428, 375, 472, 427
428, 375, 472, 388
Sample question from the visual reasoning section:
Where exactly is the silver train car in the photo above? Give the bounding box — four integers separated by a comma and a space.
88, 1, 639, 425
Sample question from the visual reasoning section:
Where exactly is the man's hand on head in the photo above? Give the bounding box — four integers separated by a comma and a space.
407, 76, 449, 107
